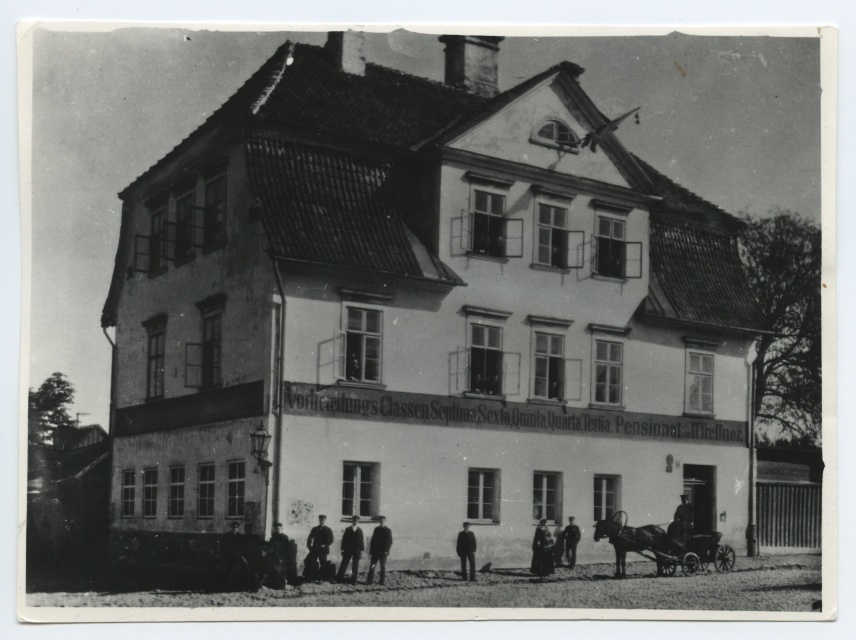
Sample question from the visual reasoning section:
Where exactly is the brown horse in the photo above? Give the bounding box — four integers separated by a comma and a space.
594, 517, 668, 578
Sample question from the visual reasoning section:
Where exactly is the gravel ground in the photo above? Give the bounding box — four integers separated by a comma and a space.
27, 554, 822, 611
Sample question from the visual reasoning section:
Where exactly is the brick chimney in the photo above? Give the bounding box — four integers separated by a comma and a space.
438, 35, 504, 98
326, 30, 366, 76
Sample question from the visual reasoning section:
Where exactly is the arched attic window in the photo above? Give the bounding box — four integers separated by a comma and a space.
531, 119, 580, 152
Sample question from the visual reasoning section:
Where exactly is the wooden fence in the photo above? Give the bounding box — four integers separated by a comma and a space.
757, 482, 822, 548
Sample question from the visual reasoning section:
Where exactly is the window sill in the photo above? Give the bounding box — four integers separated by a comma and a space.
466, 252, 509, 264
337, 380, 387, 390
202, 241, 226, 255
463, 392, 507, 401
167, 516, 185, 520
682, 411, 716, 419
529, 137, 581, 154
174, 253, 196, 267
340, 516, 381, 523
147, 266, 168, 279
466, 520, 501, 526
528, 397, 567, 407
530, 263, 570, 274
588, 403, 626, 412
144, 395, 165, 403
196, 516, 214, 520
591, 274, 627, 284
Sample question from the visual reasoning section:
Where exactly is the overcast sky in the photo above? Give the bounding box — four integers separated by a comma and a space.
26, 27, 821, 429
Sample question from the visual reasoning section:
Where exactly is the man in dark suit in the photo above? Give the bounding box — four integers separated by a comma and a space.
672, 494, 694, 543
561, 516, 582, 569
336, 515, 365, 584
456, 522, 477, 582
266, 522, 289, 588
221, 521, 247, 590
366, 515, 393, 585
306, 514, 334, 579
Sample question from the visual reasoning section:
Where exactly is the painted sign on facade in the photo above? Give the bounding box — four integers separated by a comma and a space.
282, 382, 747, 446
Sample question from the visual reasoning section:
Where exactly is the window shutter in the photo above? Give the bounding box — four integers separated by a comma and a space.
134, 235, 151, 273
192, 206, 205, 248
164, 221, 177, 261
449, 347, 470, 394
566, 231, 585, 269
504, 219, 524, 258
591, 236, 599, 274
563, 358, 583, 401
492, 472, 502, 524
334, 331, 347, 380
185, 343, 203, 388
502, 352, 521, 396
450, 210, 473, 255
624, 241, 643, 278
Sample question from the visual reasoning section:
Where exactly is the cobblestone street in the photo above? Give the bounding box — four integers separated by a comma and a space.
28, 554, 822, 612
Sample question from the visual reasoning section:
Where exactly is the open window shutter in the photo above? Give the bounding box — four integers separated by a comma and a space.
450, 211, 473, 255
502, 352, 521, 396
164, 221, 176, 261
134, 235, 150, 273
334, 331, 347, 380
185, 343, 203, 388
192, 206, 205, 248
492, 472, 502, 523
449, 347, 470, 394
566, 231, 585, 269
591, 236, 599, 274
563, 358, 583, 401
625, 241, 643, 278
504, 219, 524, 258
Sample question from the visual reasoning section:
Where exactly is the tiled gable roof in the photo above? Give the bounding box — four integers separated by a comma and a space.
245, 132, 462, 284
647, 218, 765, 332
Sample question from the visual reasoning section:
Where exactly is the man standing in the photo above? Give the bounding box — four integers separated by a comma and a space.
673, 494, 694, 542
562, 516, 581, 569
337, 515, 365, 584
456, 522, 477, 582
221, 521, 246, 590
366, 515, 393, 585
266, 522, 289, 588
306, 514, 334, 579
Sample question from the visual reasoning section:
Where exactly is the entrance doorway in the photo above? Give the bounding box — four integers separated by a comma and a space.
683, 464, 716, 533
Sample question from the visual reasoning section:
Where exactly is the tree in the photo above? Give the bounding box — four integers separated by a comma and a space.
28, 372, 76, 446
739, 210, 821, 444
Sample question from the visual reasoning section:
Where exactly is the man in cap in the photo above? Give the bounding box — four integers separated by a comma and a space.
456, 522, 477, 582
672, 494, 695, 542
306, 514, 334, 580
561, 516, 581, 569
266, 522, 289, 588
366, 515, 393, 585
337, 515, 365, 584
221, 521, 247, 590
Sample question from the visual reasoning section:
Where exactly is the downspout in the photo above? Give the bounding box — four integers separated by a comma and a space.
270, 256, 287, 531
102, 327, 116, 436
747, 356, 758, 557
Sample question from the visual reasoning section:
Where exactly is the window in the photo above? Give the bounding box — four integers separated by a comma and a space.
472, 190, 506, 257
143, 468, 158, 518
344, 307, 382, 383
533, 472, 562, 522
204, 174, 226, 248
175, 190, 196, 260
594, 340, 623, 406
593, 215, 643, 279
594, 475, 619, 521
534, 119, 578, 148
687, 352, 714, 414
121, 470, 135, 518
150, 206, 167, 272
146, 324, 165, 399
342, 462, 378, 518
467, 469, 500, 523
168, 466, 185, 518
533, 332, 564, 400
202, 310, 222, 388
470, 324, 503, 395
536, 204, 567, 268
227, 460, 245, 519
197, 463, 215, 519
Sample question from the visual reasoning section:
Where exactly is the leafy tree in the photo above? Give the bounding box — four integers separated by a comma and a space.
28, 372, 76, 445
739, 210, 821, 444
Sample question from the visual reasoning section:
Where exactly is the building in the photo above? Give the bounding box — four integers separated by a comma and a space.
101, 32, 766, 571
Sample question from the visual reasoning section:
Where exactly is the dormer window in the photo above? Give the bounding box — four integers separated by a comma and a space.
532, 119, 579, 151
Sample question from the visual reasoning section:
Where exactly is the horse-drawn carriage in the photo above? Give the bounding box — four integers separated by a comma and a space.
594, 511, 736, 578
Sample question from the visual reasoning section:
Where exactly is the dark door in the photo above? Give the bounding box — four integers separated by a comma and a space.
683, 464, 716, 533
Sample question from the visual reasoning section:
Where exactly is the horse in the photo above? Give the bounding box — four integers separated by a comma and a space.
594, 516, 668, 579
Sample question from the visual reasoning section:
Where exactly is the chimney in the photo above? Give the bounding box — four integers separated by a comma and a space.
438, 35, 504, 98
326, 30, 366, 76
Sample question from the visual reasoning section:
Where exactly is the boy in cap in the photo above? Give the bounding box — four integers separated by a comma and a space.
456, 522, 477, 582
562, 516, 581, 569
337, 515, 365, 584
367, 516, 393, 585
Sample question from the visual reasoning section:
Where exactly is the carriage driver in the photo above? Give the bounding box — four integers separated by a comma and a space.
673, 494, 694, 539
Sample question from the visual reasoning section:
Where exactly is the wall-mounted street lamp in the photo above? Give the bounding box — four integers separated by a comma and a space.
720, 511, 727, 523
250, 423, 273, 483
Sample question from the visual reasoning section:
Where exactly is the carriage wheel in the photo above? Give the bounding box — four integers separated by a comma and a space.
610, 510, 628, 528
661, 560, 677, 577
681, 552, 701, 576
714, 545, 736, 573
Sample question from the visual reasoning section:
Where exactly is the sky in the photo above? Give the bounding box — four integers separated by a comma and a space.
25, 27, 822, 432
